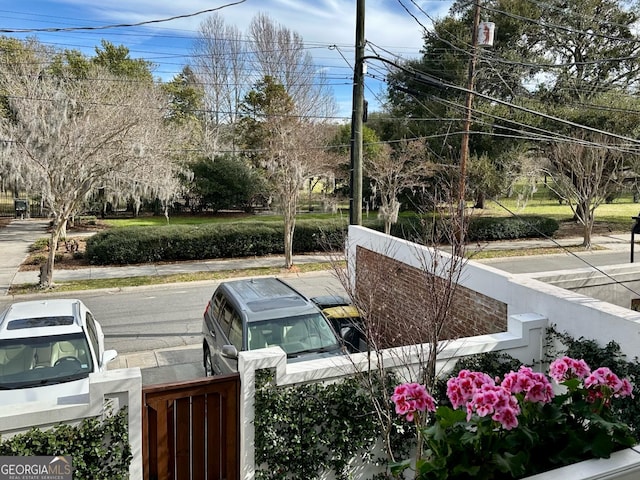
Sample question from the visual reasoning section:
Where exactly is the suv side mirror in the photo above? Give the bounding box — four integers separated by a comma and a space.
221, 344, 238, 359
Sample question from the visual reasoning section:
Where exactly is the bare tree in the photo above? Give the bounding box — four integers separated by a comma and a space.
192, 13, 248, 155
249, 13, 336, 119
327, 192, 469, 466
194, 13, 336, 267
543, 135, 626, 248
367, 140, 435, 235
239, 76, 327, 268
0, 48, 183, 288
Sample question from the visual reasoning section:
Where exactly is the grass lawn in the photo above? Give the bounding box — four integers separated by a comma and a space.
479, 194, 639, 231
97, 183, 640, 232
101, 211, 353, 228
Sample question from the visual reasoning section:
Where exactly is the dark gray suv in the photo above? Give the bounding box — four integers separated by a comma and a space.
202, 277, 344, 376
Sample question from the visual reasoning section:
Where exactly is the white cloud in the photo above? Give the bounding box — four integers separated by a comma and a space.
4, 0, 453, 115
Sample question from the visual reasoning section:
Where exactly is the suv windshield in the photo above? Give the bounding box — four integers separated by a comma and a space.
248, 313, 340, 357
0, 333, 94, 389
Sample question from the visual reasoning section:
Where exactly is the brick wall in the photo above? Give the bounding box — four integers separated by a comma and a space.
355, 246, 507, 348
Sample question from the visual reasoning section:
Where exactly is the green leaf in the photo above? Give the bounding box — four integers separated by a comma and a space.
590, 430, 615, 458
562, 377, 581, 391
492, 450, 528, 476
434, 406, 467, 427
390, 459, 412, 475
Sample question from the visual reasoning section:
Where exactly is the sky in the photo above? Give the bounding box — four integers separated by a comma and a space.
0, 0, 453, 119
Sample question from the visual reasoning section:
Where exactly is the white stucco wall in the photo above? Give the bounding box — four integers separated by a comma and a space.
531, 264, 640, 310
347, 225, 640, 359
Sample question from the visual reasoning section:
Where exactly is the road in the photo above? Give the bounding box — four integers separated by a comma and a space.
475, 248, 633, 274
0, 272, 348, 355
2, 250, 635, 354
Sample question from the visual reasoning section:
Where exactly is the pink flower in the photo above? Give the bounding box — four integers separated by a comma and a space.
446, 370, 494, 409
549, 356, 591, 382
493, 405, 519, 430
392, 382, 436, 422
583, 367, 634, 404
619, 379, 634, 398
585, 367, 622, 390
501, 366, 554, 404
466, 383, 521, 429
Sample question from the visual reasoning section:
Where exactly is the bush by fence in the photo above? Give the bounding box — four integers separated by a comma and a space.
0, 406, 131, 480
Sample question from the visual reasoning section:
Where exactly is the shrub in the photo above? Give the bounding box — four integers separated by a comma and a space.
75, 215, 98, 226
254, 370, 379, 480
29, 237, 50, 252
84, 214, 558, 265
466, 215, 559, 241
187, 154, 268, 212
85, 220, 349, 265
386, 215, 559, 243
24, 253, 47, 266
0, 406, 130, 479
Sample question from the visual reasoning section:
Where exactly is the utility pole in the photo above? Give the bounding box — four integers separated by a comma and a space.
350, 0, 365, 225
457, 0, 482, 240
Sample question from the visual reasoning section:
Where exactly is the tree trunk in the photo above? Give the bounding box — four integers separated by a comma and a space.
582, 214, 593, 249
574, 201, 587, 224
384, 219, 391, 235
283, 218, 295, 269
59, 219, 67, 239
40, 221, 64, 288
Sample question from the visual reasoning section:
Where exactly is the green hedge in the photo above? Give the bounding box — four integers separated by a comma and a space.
85, 215, 559, 265
387, 215, 559, 243
466, 215, 559, 241
0, 406, 130, 480
85, 220, 350, 265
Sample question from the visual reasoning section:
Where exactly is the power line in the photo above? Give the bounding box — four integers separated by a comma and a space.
0, 1, 248, 33
488, 199, 640, 299
367, 54, 640, 146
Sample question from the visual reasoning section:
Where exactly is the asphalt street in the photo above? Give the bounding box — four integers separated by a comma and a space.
475, 245, 634, 273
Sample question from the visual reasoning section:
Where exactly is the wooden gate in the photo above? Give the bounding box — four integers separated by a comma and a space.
143, 374, 240, 480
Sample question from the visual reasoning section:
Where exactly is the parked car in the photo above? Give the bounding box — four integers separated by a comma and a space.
311, 295, 367, 353
202, 277, 344, 375
0, 299, 118, 406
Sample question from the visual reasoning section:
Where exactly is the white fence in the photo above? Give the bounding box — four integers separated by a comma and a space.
346, 226, 640, 359
0, 368, 142, 479
237, 312, 547, 479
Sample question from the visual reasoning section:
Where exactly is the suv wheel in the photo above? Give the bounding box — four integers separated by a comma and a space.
203, 345, 214, 376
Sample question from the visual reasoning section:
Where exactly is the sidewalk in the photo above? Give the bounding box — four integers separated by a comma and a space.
0, 218, 635, 383
11, 252, 337, 285
0, 219, 49, 297
3, 220, 633, 291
